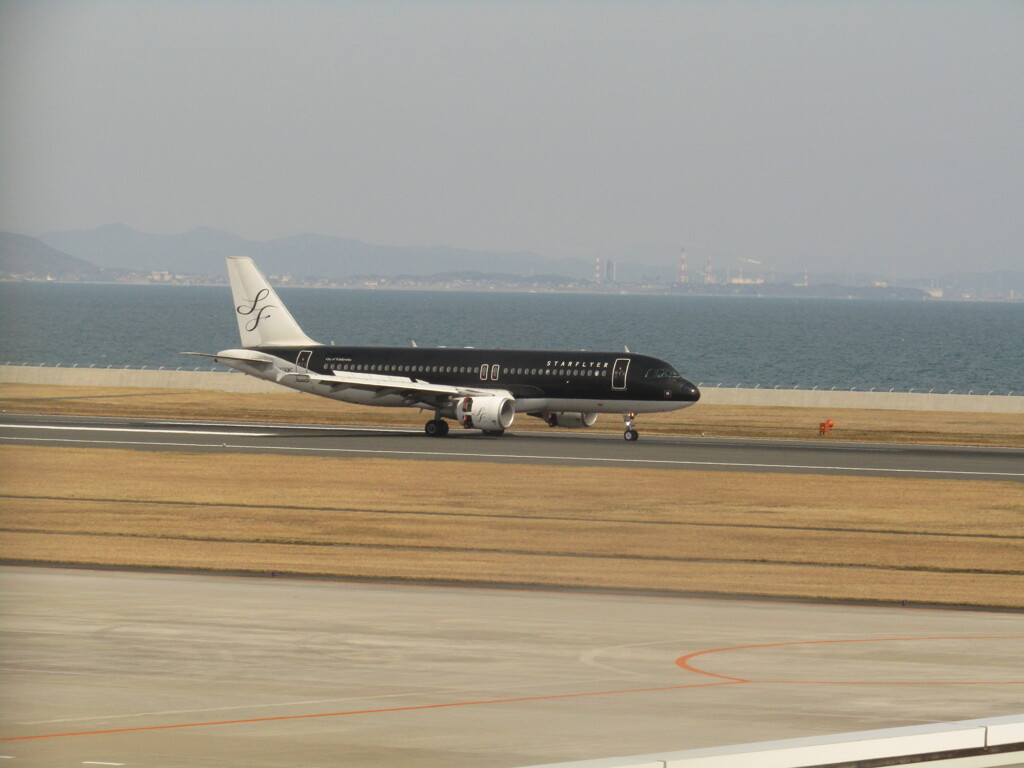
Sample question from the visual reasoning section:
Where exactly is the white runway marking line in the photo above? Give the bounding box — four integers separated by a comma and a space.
0, 424, 270, 437
82, 763, 125, 766
2, 435, 1022, 478
163, 420, 413, 434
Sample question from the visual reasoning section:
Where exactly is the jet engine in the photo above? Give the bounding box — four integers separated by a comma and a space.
542, 411, 599, 429
455, 396, 516, 431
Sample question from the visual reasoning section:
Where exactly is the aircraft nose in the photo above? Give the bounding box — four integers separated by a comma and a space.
679, 380, 701, 402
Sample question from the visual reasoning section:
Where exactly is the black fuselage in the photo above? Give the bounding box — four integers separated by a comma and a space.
256, 345, 700, 411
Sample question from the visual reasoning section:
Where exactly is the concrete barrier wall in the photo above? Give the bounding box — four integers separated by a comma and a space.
698, 386, 1023, 413
0, 364, 285, 394
520, 715, 1024, 768
1, 365, 1022, 413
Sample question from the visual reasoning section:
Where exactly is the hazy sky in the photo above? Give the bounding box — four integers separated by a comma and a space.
1, 1, 1021, 276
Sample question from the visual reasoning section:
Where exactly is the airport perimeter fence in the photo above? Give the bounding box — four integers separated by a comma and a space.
1, 363, 1022, 413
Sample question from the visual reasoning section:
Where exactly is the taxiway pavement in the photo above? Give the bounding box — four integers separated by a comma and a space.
2, 413, 1022, 480
1, 567, 1022, 767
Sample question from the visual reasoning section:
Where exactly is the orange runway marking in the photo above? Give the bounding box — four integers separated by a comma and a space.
0, 681, 743, 742
676, 635, 1024, 685
753, 684, 1024, 688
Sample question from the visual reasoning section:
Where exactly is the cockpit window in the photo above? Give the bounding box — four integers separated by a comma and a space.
644, 368, 680, 379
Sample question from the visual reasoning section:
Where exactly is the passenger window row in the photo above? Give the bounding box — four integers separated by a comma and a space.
321, 362, 608, 377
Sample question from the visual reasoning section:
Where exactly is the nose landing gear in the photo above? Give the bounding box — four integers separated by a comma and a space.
623, 412, 639, 441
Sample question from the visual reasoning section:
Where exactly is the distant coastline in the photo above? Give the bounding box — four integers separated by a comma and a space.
4, 274, 1024, 302
2, 226, 1021, 301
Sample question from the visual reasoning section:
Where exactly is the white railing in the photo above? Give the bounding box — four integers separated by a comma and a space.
518, 714, 1024, 768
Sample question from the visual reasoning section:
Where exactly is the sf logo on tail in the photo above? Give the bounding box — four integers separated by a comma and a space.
236, 288, 276, 332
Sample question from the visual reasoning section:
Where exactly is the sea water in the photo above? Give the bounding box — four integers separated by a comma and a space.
0, 282, 1020, 394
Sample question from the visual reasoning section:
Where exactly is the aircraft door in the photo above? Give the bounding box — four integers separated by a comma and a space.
612, 358, 630, 390
296, 350, 312, 372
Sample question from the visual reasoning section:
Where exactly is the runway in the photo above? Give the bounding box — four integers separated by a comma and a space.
1, 567, 1022, 768
2, 413, 1023, 480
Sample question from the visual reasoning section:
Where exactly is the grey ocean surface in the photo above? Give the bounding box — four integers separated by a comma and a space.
1, 282, 1021, 393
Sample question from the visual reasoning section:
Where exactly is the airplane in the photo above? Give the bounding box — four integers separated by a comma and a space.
184, 257, 700, 440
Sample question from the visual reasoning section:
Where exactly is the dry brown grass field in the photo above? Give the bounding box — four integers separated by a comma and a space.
2, 444, 1022, 608
2, 383, 1023, 446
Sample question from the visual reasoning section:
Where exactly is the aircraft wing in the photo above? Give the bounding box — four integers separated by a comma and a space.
278, 370, 508, 406
182, 351, 508, 406
290, 370, 460, 395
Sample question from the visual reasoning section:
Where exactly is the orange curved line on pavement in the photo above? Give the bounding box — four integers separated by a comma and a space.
676, 635, 1024, 684
0, 680, 745, 742
749, 684, 1024, 688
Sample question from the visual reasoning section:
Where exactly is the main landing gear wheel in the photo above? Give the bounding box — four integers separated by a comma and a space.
424, 419, 449, 437
622, 412, 639, 441
482, 429, 505, 437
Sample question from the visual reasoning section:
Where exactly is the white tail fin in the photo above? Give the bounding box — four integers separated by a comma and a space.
226, 257, 319, 347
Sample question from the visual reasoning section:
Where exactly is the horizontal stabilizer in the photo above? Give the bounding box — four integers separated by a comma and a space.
181, 351, 274, 370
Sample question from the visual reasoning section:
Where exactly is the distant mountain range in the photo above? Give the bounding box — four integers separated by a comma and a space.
3, 226, 1021, 300
0, 232, 121, 280
34, 223, 595, 280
